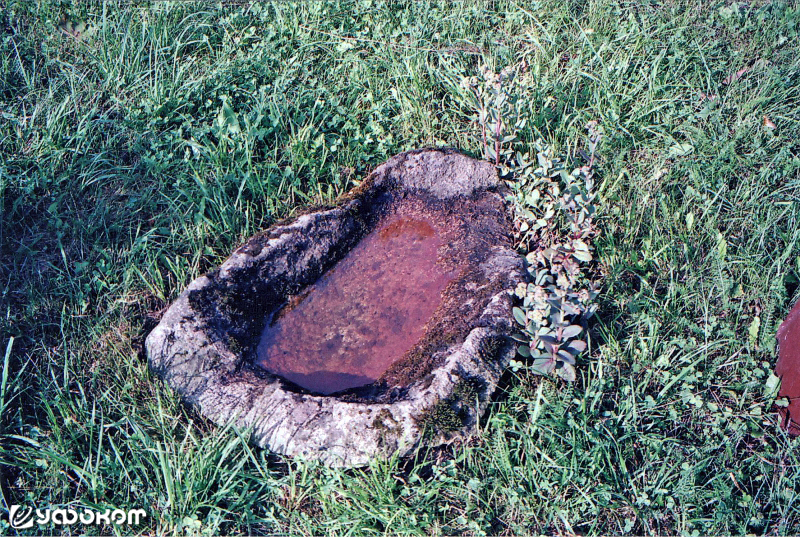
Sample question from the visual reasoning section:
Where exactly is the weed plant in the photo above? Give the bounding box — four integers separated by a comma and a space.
2, 0, 800, 535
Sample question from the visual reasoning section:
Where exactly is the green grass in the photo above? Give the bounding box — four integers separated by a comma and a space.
2, 0, 800, 534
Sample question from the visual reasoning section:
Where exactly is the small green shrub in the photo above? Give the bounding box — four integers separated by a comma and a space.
456, 67, 602, 381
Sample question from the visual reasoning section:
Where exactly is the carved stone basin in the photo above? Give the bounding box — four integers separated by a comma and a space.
146, 149, 526, 467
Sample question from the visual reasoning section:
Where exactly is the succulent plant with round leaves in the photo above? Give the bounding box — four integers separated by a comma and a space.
456, 66, 602, 382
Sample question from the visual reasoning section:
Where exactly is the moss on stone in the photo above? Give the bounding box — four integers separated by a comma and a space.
417, 375, 490, 439
478, 335, 509, 362
371, 408, 401, 449
452, 376, 482, 403
418, 399, 464, 439
372, 408, 399, 432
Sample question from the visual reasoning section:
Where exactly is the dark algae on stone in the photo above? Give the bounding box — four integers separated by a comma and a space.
146, 149, 526, 467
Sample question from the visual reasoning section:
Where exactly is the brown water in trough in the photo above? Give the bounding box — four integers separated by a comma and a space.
255, 214, 457, 394
776, 300, 800, 435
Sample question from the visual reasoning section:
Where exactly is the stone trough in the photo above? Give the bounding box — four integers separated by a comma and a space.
146, 149, 526, 467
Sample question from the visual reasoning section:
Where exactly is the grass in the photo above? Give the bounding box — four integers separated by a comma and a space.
2, 0, 800, 534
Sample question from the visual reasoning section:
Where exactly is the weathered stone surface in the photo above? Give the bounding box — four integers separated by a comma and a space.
146, 149, 526, 467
